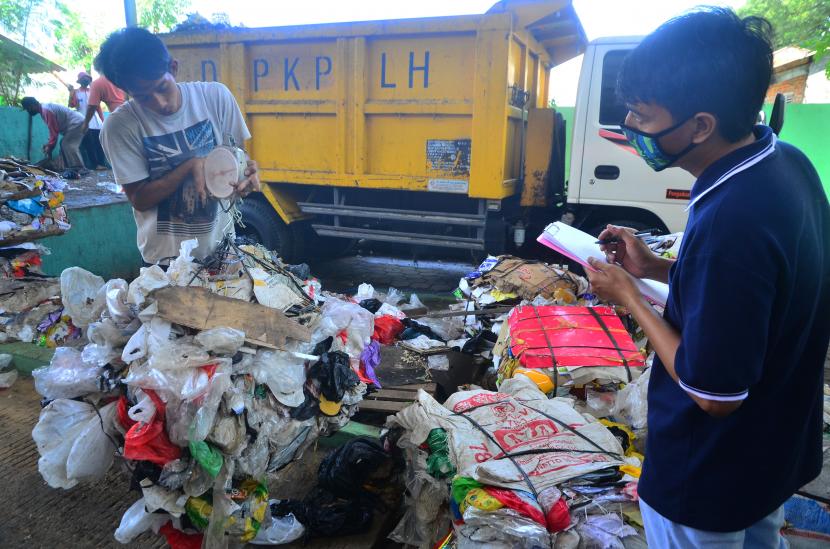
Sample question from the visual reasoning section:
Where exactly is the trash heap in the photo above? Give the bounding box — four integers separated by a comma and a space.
0, 159, 74, 378
386, 254, 656, 548
30, 237, 382, 547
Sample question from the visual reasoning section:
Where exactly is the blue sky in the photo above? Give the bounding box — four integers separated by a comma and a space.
65, 0, 747, 105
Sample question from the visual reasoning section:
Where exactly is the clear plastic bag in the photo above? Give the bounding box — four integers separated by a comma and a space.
114, 497, 170, 544
250, 350, 306, 408
148, 338, 211, 370
33, 347, 101, 400
60, 267, 105, 328
355, 283, 375, 300
195, 327, 245, 355
384, 287, 405, 306
313, 298, 374, 358
189, 362, 233, 442
611, 367, 651, 429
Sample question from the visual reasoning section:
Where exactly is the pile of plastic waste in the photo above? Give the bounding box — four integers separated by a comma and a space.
385, 253, 660, 548
0, 159, 74, 351
30, 237, 381, 547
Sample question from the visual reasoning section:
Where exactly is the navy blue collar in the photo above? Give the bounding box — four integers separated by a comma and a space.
689, 125, 776, 208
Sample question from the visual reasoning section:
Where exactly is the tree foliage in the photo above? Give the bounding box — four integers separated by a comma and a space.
738, 0, 830, 76
138, 0, 191, 33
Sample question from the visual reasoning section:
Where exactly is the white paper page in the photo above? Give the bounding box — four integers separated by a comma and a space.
539, 222, 669, 306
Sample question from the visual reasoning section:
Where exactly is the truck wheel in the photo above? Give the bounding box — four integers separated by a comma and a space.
237, 199, 303, 263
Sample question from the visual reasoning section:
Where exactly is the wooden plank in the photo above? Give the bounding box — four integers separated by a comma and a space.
153, 286, 311, 348
358, 400, 409, 412
366, 389, 423, 401
388, 382, 436, 392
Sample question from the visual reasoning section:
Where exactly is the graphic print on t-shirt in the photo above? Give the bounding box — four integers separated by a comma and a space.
142, 119, 218, 236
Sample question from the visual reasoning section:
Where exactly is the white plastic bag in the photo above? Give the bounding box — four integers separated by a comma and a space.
250, 503, 305, 545
250, 350, 306, 408
105, 278, 132, 325
65, 401, 119, 481
611, 367, 650, 429
355, 283, 375, 300
166, 238, 200, 287
148, 339, 211, 370
60, 267, 105, 327
313, 298, 374, 358
127, 265, 168, 306
33, 347, 101, 399
195, 327, 245, 355
114, 497, 169, 544
128, 391, 157, 423
384, 287, 404, 306
32, 399, 96, 489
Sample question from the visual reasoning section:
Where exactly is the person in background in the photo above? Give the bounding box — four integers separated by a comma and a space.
81, 65, 127, 134
586, 7, 829, 548
68, 71, 107, 170
98, 27, 260, 267
21, 96, 86, 170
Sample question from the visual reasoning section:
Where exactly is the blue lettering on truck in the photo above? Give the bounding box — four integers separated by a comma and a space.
198, 51, 431, 90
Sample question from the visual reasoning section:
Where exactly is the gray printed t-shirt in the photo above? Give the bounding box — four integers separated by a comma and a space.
101, 81, 250, 264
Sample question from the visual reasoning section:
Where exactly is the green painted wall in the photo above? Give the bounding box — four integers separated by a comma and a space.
39, 202, 142, 280
0, 106, 52, 161
763, 103, 830, 196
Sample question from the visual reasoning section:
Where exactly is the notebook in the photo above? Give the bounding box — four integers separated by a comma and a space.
537, 222, 669, 307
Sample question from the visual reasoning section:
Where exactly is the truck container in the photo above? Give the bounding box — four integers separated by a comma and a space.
162, 0, 587, 260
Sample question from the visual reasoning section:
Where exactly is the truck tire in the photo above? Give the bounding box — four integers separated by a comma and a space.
237, 199, 303, 263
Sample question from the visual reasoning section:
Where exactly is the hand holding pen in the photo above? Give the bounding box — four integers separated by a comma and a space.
596, 225, 662, 279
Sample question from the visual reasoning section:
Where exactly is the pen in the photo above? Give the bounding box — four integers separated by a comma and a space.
596, 228, 662, 245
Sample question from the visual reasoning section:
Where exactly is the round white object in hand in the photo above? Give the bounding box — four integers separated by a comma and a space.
203, 146, 247, 199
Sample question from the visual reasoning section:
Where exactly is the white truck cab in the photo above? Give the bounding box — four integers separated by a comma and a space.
567, 37, 695, 235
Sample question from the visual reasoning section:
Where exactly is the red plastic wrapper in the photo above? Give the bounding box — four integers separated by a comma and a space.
508, 305, 644, 369
545, 497, 571, 532
116, 395, 137, 431
372, 315, 404, 345
123, 390, 182, 466
159, 521, 203, 549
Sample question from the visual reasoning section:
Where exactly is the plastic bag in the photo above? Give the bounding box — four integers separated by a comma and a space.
60, 267, 105, 327
0, 353, 16, 388
313, 299, 374, 358
128, 391, 157, 423
407, 293, 426, 310
359, 341, 381, 388
611, 367, 651, 430
123, 390, 182, 466
194, 327, 245, 355
383, 287, 404, 306
355, 283, 375, 301
417, 316, 464, 341
250, 350, 306, 407
149, 339, 211, 370
32, 399, 96, 489
104, 278, 132, 325
166, 239, 199, 287
318, 437, 387, 497
372, 315, 404, 345
33, 347, 101, 399
273, 490, 373, 538
159, 521, 204, 549
114, 497, 169, 544
375, 301, 405, 319
127, 265, 168, 307
308, 351, 360, 403
189, 440, 223, 478
251, 503, 305, 545
65, 401, 119, 481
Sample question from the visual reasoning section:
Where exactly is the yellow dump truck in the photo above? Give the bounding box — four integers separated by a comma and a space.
162, 0, 587, 261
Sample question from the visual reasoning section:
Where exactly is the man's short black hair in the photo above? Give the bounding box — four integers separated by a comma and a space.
95, 27, 171, 91
617, 7, 773, 142
20, 96, 38, 111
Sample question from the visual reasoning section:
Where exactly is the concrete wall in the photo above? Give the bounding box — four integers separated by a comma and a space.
39, 202, 142, 280
0, 106, 52, 161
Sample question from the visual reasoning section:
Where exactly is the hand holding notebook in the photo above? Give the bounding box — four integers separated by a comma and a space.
537, 222, 669, 306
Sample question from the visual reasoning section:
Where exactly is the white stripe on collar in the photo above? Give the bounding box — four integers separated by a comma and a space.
685, 133, 777, 211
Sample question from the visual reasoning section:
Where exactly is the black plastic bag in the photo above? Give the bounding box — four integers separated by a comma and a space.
273, 490, 373, 538
318, 438, 388, 497
308, 351, 359, 402
401, 318, 446, 342
358, 298, 383, 314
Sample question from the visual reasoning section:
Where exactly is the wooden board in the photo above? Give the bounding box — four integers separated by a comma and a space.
359, 382, 436, 413
153, 286, 311, 348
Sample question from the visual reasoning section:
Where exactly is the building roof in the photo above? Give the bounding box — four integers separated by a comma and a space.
0, 33, 64, 74
773, 46, 814, 70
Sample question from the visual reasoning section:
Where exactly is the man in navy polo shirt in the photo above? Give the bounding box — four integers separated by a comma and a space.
585, 7, 829, 547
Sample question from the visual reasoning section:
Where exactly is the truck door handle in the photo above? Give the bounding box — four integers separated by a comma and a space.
594, 165, 620, 180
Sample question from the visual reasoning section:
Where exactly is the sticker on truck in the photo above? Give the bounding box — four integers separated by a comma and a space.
426, 139, 471, 176
666, 189, 691, 200
428, 179, 469, 193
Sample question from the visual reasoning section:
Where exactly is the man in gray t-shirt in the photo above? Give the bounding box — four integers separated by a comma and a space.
97, 27, 261, 265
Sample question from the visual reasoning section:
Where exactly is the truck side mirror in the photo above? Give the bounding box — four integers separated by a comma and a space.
768, 93, 785, 136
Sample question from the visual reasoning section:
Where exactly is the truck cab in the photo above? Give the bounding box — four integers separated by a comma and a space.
566, 37, 694, 236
